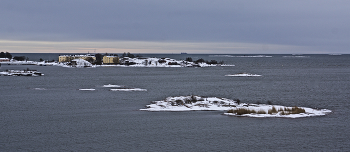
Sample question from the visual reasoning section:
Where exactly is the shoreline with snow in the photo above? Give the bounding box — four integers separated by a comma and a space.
1, 56, 233, 68
140, 96, 332, 118
0, 69, 44, 76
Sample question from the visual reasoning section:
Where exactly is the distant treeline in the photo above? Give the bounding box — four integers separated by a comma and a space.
0, 52, 12, 59
185, 57, 224, 64
0, 52, 30, 61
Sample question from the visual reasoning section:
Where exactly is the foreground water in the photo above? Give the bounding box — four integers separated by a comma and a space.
1, 54, 349, 151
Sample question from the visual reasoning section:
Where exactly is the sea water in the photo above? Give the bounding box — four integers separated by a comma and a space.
1, 54, 349, 151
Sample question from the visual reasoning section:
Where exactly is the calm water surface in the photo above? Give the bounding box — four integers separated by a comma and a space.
1, 54, 349, 151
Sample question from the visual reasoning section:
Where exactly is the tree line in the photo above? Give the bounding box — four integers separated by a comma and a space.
0, 52, 29, 61
0, 52, 12, 59
185, 57, 224, 64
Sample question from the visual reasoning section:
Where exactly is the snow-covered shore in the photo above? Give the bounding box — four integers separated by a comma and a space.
1, 60, 63, 66
0, 69, 44, 76
140, 96, 332, 118
116, 57, 228, 67
1, 60, 41, 65
1, 56, 233, 68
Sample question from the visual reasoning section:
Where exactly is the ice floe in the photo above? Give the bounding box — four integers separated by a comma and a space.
79, 89, 96, 91
225, 73, 262, 77
110, 88, 147, 91
33, 88, 47, 90
77, 84, 146, 91
102, 84, 146, 91
283, 56, 310, 58
103, 84, 122, 87
220, 64, 235, 67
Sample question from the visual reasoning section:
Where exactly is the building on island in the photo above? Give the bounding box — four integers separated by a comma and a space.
103, 55, 119, 64
59, 54, 96, 63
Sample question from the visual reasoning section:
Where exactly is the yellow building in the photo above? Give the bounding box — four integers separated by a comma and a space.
103, 56, 119, 64
59, 54, 96, 63
58, 56, 72, 62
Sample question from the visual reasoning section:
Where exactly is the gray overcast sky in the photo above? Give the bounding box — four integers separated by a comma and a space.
0, 0, 349, 54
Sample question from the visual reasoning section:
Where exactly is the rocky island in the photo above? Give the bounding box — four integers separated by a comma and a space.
140, 95, 332, 118
0, 69, 44, 76
112, 56, 228, 67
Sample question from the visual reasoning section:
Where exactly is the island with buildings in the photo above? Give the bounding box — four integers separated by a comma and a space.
1, 52, 230, 68
57, 53, 226, 67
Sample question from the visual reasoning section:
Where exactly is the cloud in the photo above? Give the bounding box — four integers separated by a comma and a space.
0, 40, 315, 54
0, 0, 349, 53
